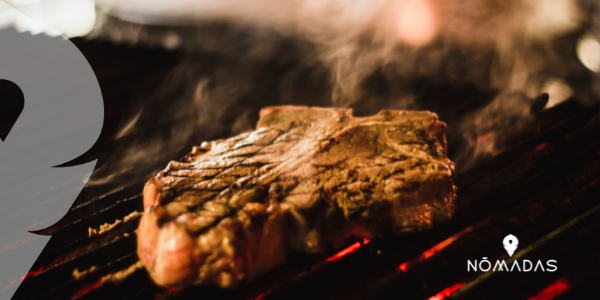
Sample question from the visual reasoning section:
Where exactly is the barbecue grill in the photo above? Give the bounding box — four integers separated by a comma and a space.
5, 9, 600, 299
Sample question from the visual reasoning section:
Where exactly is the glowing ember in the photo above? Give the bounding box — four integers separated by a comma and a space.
420, 237, 456, 260
327, 242, 361, 261
532, 142, 549, 153
527, 279, 569, 300
427, 283, 465, 300
398, 226, 473, 272
2, 266, 46, 292
255, 292, 266, 300
71, 280, 103, 299
326, 241, 366, 262
420, 227, 473, 261
22, 267, 45, 281
398, 262, 408, 272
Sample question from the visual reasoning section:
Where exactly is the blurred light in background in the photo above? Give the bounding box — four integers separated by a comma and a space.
577, 32, 600, 73
0, 0, 95, 37
395, 0, 436, 45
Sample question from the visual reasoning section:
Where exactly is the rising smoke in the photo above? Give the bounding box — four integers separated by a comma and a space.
87, 0, 592, 191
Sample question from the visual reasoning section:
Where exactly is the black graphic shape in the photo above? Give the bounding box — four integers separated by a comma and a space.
0, 79, 25, 141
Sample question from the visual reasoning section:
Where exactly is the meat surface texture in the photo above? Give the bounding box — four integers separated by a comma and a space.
137, 106, 456, 288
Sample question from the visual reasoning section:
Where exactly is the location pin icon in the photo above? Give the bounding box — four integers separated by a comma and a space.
0, 79, 24, 142
503, 234, 519, 257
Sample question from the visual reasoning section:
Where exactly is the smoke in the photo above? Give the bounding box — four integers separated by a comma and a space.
85, 43, 333, 192
96, 0, 583, 98
87, 0, 591, 191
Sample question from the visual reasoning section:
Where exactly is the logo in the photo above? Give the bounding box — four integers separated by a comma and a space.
503, 234, 518, 257
467, 234, 557, 273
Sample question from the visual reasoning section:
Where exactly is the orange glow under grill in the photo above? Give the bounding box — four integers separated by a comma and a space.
326, 242, 362, 261
398, 262, 408, 272
326, 239, 370, 262
398, 226, 473, 272
427, 283, 465, 300
532, 142, 549, 153
420, 236, 457, 260
527, 279, 569, 300
72, 280, 103, 299
420, 226, 473, 261
21, 267, 45, 281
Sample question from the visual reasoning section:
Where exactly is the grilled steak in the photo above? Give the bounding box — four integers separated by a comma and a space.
137, 106, 456, 288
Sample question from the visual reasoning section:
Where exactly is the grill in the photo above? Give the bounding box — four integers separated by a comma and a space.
8, 30, 600, 300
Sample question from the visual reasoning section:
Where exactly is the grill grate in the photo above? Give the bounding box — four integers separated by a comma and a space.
8, 36, 600, 300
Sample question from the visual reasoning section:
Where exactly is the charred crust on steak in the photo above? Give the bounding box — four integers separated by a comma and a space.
137, 106, 456, 288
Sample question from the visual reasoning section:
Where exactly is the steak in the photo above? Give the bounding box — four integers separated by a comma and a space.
137, 106, 456, 288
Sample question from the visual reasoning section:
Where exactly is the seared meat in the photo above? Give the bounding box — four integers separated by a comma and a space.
137, 106, 456, 288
